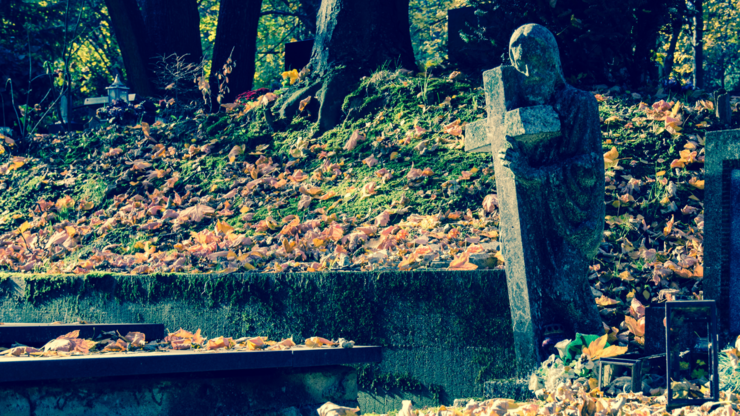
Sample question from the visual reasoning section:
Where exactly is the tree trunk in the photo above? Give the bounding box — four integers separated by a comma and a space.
136, 0, 202, 65
279, 0, 416, 131
209, 0, 263, 110
311, 0, 415, 75
663, 12, 684, 80
630, 1, 668, 86
104, 0, 156, 97
693, 0, 704, 89
298, 0, 321, 35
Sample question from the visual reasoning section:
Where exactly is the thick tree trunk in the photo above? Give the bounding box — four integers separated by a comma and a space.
298, 0, 321, 35
103, 0, 156, 97
209, 0, 263, 110
280, 0, 415, 131
136, 0, 202, 65
211, 0, 262, 111
630, 1, 668, 86
311, 0, 415, 75
693, 0, 704, 89
663, 14, 683, 80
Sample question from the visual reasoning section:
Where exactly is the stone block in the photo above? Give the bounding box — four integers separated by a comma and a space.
714, 91, 732, 125
504, 105, 561, 144
483, 378, 532, 401
0, 270, 515, 411
0, 366, 357, 416
704, 128, 740, 332
464, 118, 490, 153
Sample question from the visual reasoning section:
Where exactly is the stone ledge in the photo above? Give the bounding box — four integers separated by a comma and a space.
0, 366, 357, 416
0, 346, 381, 383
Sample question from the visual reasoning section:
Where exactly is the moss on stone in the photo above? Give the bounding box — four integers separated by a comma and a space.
0, 270, 515, 407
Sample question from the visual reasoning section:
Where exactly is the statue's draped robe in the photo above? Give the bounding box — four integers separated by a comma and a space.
530, 85, 604, 325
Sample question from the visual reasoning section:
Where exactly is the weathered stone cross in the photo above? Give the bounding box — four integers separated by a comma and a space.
477, 24, 605, 371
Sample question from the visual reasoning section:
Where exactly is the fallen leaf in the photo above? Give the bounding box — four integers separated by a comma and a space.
344, 130, 364, 151
317, 402, 359, 416
179, 204, 216, 222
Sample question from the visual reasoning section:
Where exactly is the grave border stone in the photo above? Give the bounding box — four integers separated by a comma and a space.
704, 128, 740, 332
0, 345, 381, 383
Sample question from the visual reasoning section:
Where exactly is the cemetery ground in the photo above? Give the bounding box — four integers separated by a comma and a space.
0, 68, 739, 415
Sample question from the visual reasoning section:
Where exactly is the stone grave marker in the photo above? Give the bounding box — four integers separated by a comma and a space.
482, 24, 604, 370
715, 90, 732, 125
464, 118, 490, 153
285, 39, 314, 71
704, 128, 740, 333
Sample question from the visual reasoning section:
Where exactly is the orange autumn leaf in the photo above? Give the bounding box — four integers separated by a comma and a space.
625, 316, 645, 338
448, 252, 477, 270
443, 120, 463, 136
55, 195, 75, 211
216, 219, 234, 234
582, 334, 628, 360
206, 336, 234, 350
317, 191, 337, 201
305, 336, 336, 347
595, 295, 619, 307
102, 338, 128, 352
228, 145, 243, 163
247, 336, 267, 350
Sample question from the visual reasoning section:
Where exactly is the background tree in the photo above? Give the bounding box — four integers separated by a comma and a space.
662, 0, 688, 80
209, 0, 264, 109
279, 0, 416, 131
136, 0, 203, 65
466, 0, 673, 87
0, 0, 124, 134
692, 0, 704, 89
703, 0, 740, 90
104, 0, 156, 96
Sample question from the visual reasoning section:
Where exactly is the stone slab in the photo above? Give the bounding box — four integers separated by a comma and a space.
0, 323, 165, 347
464, 118, 490, 153
0, 365, 358, 416
483, 378, 532, 401
504, 105, 561, 144
83, 94, 137, 106
704, 128, 740, 332
0, 346, 380, 383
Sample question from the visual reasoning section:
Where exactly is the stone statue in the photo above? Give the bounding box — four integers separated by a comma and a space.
483, 24, 604, 370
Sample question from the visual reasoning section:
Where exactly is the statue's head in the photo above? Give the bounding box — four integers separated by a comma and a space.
509, 24, 565, 103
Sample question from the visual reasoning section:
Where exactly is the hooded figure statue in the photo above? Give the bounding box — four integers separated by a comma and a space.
484, 24, 605, 370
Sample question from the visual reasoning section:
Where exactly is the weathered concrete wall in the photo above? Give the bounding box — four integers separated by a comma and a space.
0, 366, 357, 416
0, 270, 515, 412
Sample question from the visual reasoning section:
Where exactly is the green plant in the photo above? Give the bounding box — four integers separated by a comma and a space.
720, 346, 740, 393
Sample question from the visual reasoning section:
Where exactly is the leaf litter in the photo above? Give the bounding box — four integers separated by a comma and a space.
0, 71, 737, 412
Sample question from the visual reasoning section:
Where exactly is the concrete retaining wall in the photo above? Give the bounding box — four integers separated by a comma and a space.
0, 270, 515, 412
